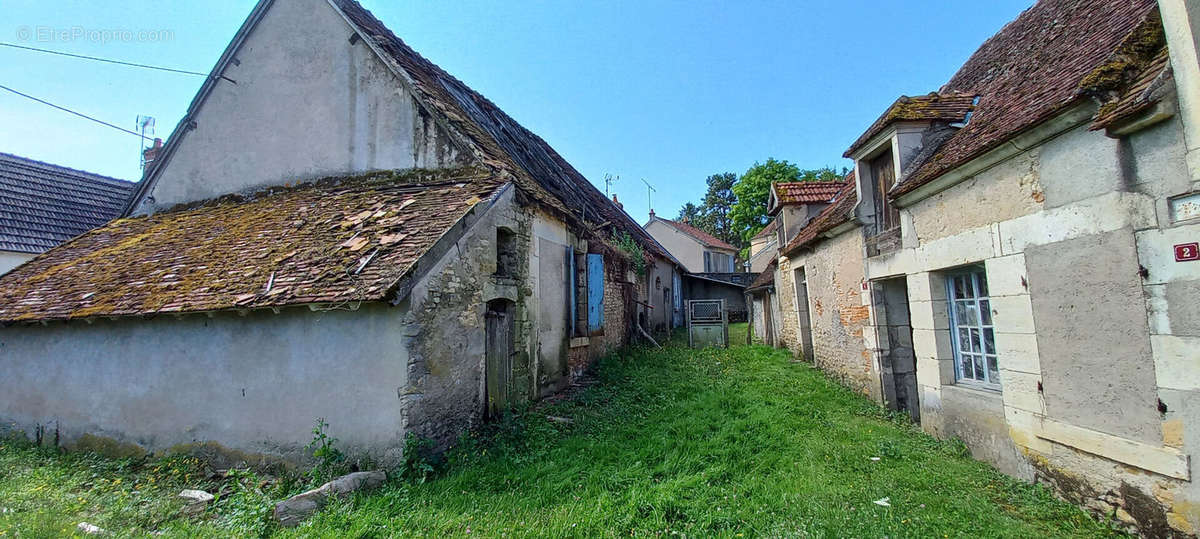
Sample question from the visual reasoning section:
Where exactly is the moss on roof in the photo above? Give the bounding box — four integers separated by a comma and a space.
0, 167, 502, 323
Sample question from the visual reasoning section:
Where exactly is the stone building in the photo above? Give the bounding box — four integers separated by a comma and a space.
0, 152, 133, 275
764, 0, 1200, 533
0, 0, 674, 465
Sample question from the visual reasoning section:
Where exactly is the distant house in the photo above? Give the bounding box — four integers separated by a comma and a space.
0, 0, 677, 465
746, 219, 777, 273
643, 211, 738, 273
761, 0, 1200, 534
0, 153, 133, 274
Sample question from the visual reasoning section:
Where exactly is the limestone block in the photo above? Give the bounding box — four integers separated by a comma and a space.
998, 192, 1155, 255
993, 332, 1040, 375
983, 254, 1028, 297
906, 272, 946, 302
912, 328, 954, 361
917, 357, 955, 386
1152, 335, 1200, 391
1003, 405, 1052, 454
909, 299, 949, 331
915, 225, 997, 271
989, 294, 1036, 334
1136, 222, 1200, 285
998, 370, 1043, 414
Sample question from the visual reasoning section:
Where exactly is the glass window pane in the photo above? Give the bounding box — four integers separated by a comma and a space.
984, 328, 995, 355
960, 353, 975, 379
961, 302, 979, 326
953, 276, 968, 299
973, 355, 986, 381
975, 271, 988, 297
970, 328, 982, 353
980, 299, 992, 325
958, 328, 971, 353
987, 355, 1000, 385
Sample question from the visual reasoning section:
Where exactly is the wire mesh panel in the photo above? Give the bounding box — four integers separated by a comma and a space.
687, 299, 727, 348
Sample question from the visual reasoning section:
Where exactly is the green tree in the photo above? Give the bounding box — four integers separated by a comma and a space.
730, 158, 802, 244
699, 172, 739, 249
798, 166, 847, 182
676, 202, 703, 223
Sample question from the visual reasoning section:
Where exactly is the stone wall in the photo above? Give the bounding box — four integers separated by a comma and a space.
783, 230, 876, 400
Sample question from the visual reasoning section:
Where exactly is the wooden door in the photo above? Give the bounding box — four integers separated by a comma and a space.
485, 301, 513, 418
871, 150, 899, 232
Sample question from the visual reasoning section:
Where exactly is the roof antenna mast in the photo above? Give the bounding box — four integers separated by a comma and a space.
604, 173, 619, 197
641, 178, 656, 213
136, 115, 155, 169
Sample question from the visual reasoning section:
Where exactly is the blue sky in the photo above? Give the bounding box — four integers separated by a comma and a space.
2, 0, 1033, 223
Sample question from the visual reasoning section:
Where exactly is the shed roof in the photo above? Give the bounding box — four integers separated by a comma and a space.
746, 260, 775, 291
0, 152, 134, 254
750, 219, 778, 241
0, 168, 501, 323
883, 0, 1160, 197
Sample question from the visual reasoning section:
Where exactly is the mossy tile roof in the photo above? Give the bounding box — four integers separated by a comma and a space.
0, 168, 501, 322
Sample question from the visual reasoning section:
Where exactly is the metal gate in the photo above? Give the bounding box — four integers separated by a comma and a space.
687, 299, 728, 348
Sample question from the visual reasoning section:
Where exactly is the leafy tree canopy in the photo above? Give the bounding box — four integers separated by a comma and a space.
730, 158, 801, 244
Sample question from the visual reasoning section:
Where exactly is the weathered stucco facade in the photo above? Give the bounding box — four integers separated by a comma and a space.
129, 0, 470, 215
857, 108, 1200, 533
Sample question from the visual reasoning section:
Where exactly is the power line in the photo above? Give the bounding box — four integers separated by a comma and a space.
0, 42, 228, 81
0, 83, 154, 141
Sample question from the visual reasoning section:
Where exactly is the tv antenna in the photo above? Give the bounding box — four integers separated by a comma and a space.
136, 115, 155, 169
641, 178, 656, 211
604, 173, 619, 196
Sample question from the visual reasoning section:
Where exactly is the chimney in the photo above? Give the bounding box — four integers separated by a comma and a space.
611, 193, 623, 209
142, 138, 163, 177
649, 208, 656, 220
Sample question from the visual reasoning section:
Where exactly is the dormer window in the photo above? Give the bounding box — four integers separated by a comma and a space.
870, 149, 899, 235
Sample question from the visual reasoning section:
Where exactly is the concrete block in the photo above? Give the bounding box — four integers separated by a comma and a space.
998, 191, 1156, 255
917, 357, 955, 386
909, 299, 949, 331
993, 332, 1040, 375
912, 328, 954, 360
983, 254, 1028, 297
989, 294, 1036, 334
1153, 335, 1200, 391
998, 370, 1043, 414
1136, 222, 1200, 285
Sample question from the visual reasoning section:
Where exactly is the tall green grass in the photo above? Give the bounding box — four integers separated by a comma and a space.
0, 328, 1116, 537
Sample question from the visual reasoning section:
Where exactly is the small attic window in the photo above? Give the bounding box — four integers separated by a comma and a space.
495, 228, 517, 277
655, 276, 662, 290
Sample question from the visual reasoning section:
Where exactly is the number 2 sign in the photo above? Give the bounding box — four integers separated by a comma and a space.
1176, 242, 1200, 262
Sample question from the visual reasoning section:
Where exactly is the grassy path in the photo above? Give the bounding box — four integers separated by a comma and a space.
0, 325, 1116, 537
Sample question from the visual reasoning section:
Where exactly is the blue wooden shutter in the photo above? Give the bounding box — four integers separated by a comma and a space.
587, 254, 605, 333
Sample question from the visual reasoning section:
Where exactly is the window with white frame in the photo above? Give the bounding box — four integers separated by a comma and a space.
947, 268, 999, 388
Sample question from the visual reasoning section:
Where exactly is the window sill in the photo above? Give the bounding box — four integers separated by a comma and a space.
943, 382, 1003, 399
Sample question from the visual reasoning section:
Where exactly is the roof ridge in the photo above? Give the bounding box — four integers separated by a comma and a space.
0, 152, 133, 186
